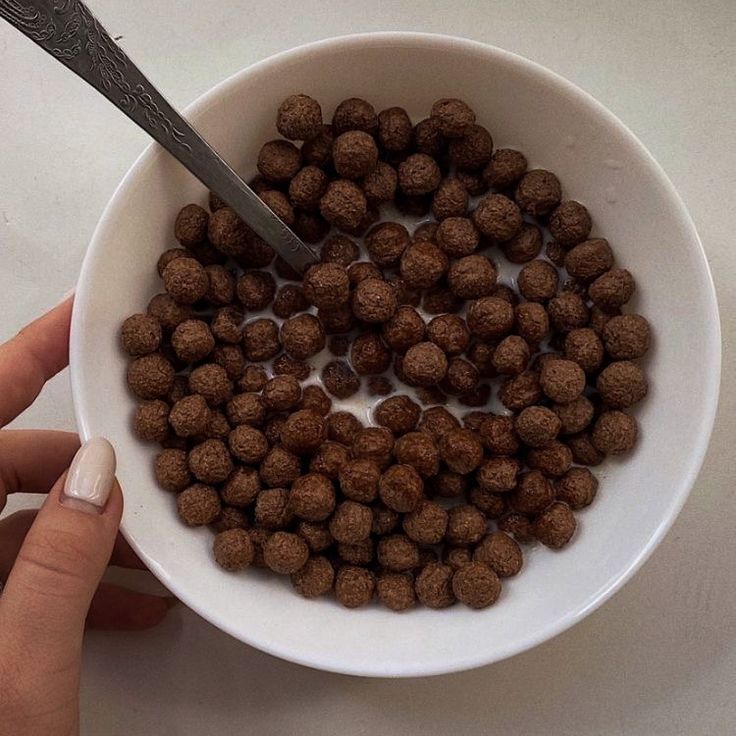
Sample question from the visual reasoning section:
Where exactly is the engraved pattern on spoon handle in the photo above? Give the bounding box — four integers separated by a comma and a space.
0, 0, 318, 272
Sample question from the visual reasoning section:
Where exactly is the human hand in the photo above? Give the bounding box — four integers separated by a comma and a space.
0, 297, 173, 736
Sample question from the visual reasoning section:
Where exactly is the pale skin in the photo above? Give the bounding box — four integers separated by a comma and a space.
0, 297, 172, 735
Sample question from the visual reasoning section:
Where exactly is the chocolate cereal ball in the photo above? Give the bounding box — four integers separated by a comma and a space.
213, 528, 254, 571
515, 169, 562, 216
431, 98, 475, 138
517, 260, 559, 302
479, 415, 520, 456
332, 130, 378, 179
189, 363, 232, 407
300, 384, 332, 417
564, 328, 605, 373
509, 470, 554, 514
556, 467, 598, 510
280, 314, 325, 360
228, 425, 269, 464
289, 166, 329, 209
263, 531, 309, 575
154, 448, 191, 492
447, 255, 497, 299
526, 441, 573, 477
436, 216, 479, 257
374, 395, 421, 435
362, 161, 398, 204
592, 410, 638, 455
162, 257, 209, 305
468, 486, 506, 518
280, 409, 327, 455
221, 467, 260, 507
301, 123, 334, 167
403, 500, 448, 545
332, 97, 378, 134
212, 506, 248, 533
260, 446, 301, 488
133, 400, 169, 443
188, 439, 233, 484
398, 153, 442, 196
540, 359, 586, 403
444, 546, 472, 571
121, 314, 162, 356
260, 375, 300, 412
597, 361, 648, 408
319, 236, 358, 268
177, 483, 221, 526
254, 488, 293, 529
242, 318, 281, 362
319, 179, 367, 230
427, 315, 470, 355
382, 306, 425, 353
206, 207, 248, 258
174, 203, 208, 247
335, 566, 375, 608
442, 357, 479, 394
339, 538, 375, 565
205, 264, 236, 307
553, 395, 595, 435
467, 296, 514, 340
211, 306, 243, 344
515, 406, 562, 448
446, 505, 486, 546
379, 464, 423, 512
549, 200, 592, 246
350, 332, 391, 375
169, 394, 211, 437
291, 211, 329, 245
377, 573, 415, 611
226, 392, 266, 427
147, 293, 192, 333
429, 471, 468, 499
439, 428, 483, 475
602, 314, 651, 360
493, 335, 530, 376
302, 263, 349, 310
327, 411, 363, 446
483, 148, 527, 189
309, 441, 349, 479
289, 473, 336, 522
415, 562, 455, 608
318, 304, 355, 335
418, 406, 460, 441
413, 115, 444, 155
377, 534, 419, 572
476, 457, 520, 493
497, 512, 534, 544
365, 222, 410, 267
403, 342, 448, 386
499, 369, 543, 411
473, 531, 523, 578
321, 360, 360, 399
260, 190, 294, 226
291, 555, 334, 598
297, 521, 334, 553
399, 242, 449, 289
127, 354, 175, 400
277, 94, 322, 140
338, 458, 381, 503
472, 193, 523, 242
589, 268, 635, 312
352, 278, 398, 323
257, 139, 301, 182
171, 319, 215, 363
236, 271, 276, 311
432, 177, 469, 220
329, 501, 372, 544
452, 561, 501, 609
548, 292, 589, 333
502, 223, 543, 264
413, 221, 439, 241
533, 502, 576, 549
393, 432, 440, 479
564, 239, 614, 283
449, 124, 493, 171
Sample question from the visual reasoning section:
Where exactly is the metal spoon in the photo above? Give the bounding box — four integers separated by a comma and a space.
0, 0, 319, 273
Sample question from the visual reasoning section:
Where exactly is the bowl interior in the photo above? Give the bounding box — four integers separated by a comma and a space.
71, 34, 719, 677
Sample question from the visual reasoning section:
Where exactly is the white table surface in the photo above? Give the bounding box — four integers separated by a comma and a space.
1, 1, 735, 733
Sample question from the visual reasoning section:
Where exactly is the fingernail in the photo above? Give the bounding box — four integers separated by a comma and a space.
58, 287, 75, 304
61, 438, 116, 514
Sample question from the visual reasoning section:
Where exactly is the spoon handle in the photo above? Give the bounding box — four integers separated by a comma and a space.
0, 0, 319, 272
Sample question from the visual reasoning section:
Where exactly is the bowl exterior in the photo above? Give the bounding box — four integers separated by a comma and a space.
71, 33, 720, 677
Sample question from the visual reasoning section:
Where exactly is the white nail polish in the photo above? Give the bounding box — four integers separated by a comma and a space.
61, 438, 116, 514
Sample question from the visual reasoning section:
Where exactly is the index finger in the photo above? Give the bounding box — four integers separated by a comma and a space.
0, 297, 73, 427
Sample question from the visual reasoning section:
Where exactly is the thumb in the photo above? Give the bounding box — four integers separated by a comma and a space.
0, 437, 122, 663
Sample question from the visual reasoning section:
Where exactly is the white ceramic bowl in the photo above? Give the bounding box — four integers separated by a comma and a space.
71, 33, 720, 677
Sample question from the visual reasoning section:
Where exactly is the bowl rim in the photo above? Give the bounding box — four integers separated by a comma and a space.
70, 32, 721, 677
